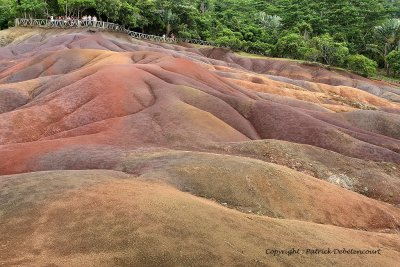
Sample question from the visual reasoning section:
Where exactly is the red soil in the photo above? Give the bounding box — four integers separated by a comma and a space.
0, 28, 399, 266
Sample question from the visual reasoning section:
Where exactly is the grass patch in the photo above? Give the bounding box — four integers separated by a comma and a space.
235, 51, 350, 73
372, 70, 400, 86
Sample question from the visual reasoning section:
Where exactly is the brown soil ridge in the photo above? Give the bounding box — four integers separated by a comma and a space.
1, 28, 400, 267
1, 170, 399, 267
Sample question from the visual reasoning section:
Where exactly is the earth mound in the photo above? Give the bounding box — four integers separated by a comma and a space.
0, 28, 399, 266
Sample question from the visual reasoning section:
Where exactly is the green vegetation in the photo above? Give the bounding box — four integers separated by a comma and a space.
0, 0, 16, 29
387, 50, 400, 77
348, 55, 378, 77
0, 0, 399, 78
368, 18, 400, 75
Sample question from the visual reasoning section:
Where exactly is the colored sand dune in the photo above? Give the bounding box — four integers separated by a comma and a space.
0, 28, 399, 266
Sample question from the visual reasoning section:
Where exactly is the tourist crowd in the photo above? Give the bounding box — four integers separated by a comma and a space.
49, 15, 98, 22
46, 15, 176, 40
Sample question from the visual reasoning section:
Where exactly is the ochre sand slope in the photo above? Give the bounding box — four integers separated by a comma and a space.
1, 170, 400, 267
0, 28, 399, 266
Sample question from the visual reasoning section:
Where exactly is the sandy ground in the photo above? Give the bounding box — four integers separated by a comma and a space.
0, 27, 399, 266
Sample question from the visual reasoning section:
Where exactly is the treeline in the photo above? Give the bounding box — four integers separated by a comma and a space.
0, 0, 400, 77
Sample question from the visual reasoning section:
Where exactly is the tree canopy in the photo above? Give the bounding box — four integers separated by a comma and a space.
1, 0, 400, 76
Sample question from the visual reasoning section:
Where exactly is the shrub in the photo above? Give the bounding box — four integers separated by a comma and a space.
275, 33, 306, 59
387, 50, 400, 77
299, 46, 319, 62
347, 54, 378, 77
214, 36, 243, 50
334, 44, 350, 67
310, 34, 349, 66
247, 41, 273, 55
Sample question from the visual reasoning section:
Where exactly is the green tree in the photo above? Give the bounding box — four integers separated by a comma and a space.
275, 33, 307, 59
387, 50, 400, 77
295, 21, 312, 39
17, 0, 48, 19
0, 0, 398, 76
198, 0, 213, 14
154, 0, 197, 36
384, 0, 400, 18
369, 18, 400, 74
347, 54, 378, 77
58, 0, 95, 17
245, 41, 273, 55
300, 46, 319, 62
310, 34, 349, 66
160, 8, 177, 35
95, 0, 121, 22
131, 0, 158, 33
0, 0, 16, 29
119, 1, 140, 28
214, 27, 243, 50
326, 0, 385, 49
259, 12, 282, 38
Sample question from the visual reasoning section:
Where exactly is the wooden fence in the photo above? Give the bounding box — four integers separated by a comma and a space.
15, 18, 215, 47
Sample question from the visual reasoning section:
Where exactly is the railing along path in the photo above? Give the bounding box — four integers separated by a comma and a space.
15, 18, 215, 46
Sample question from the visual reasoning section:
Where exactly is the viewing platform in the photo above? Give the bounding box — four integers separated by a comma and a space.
14, 18, 215, 47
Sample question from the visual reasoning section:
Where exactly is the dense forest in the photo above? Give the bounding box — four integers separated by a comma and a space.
0, 0, 400, 77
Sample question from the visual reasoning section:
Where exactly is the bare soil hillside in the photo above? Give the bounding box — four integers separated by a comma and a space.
0, 28, 399, 266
